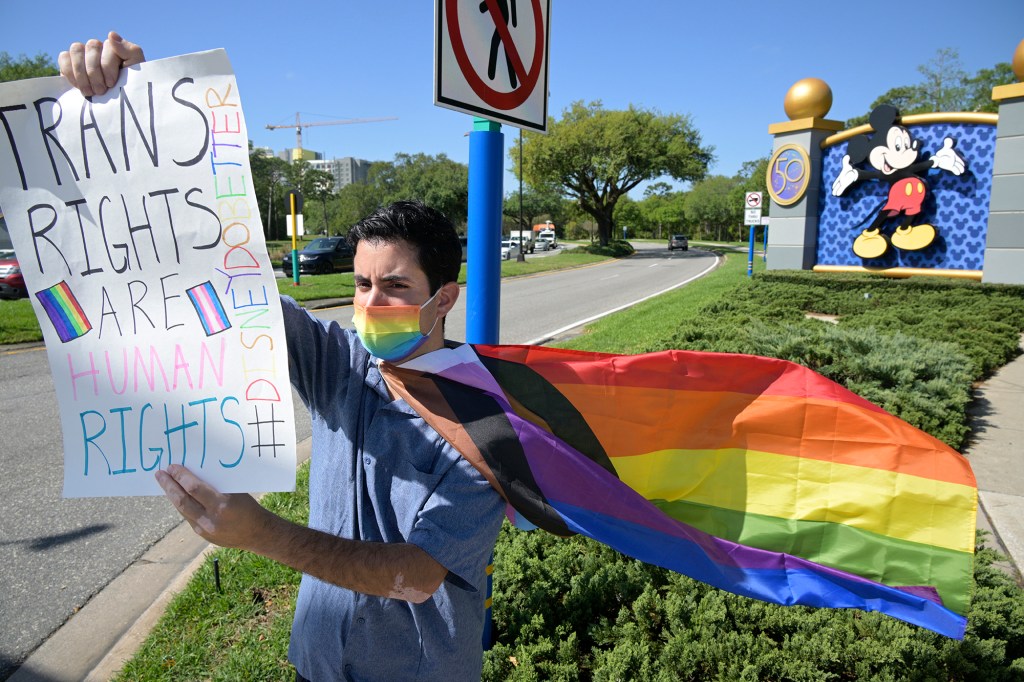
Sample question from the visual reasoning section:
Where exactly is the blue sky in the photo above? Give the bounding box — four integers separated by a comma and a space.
3, 1, 1021, 196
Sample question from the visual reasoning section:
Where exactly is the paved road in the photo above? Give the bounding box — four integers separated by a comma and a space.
309, 243, 717, 345
0, 242, 715, 678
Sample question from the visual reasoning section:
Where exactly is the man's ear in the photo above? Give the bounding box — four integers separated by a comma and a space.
435, 281, 460, 318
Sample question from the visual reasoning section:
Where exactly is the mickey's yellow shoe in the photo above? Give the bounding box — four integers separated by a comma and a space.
853, 228, 889, 259
891, 224, 936, 251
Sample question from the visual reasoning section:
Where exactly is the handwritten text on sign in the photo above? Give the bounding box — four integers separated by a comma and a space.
0, 50, 296, 497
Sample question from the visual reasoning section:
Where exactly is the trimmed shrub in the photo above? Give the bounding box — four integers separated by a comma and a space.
485, 530, 1024, 681
570, 240, 636, 258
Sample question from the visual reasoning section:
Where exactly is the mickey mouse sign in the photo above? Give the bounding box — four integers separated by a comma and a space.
831, 105, 966, 259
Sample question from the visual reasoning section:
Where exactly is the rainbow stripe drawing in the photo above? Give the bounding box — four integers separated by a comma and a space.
35, 281, 92, 343
187, 281, 232, 336
382, 343, 978, 639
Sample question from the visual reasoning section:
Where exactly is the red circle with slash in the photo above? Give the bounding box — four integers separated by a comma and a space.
446, 0, 544, 110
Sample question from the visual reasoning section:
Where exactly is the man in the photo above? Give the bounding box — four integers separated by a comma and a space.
60, 36, 505, 682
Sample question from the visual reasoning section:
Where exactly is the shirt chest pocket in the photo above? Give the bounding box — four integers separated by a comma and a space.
388, 460, 445, 538
364, 409, 449, 538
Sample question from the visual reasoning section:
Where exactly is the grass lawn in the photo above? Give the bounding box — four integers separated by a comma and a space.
0, 299, 38, 344
554, 246, 758, 354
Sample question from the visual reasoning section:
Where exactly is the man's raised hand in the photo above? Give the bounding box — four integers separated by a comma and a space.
58, 31, 145, 97
155, 464, 271, 551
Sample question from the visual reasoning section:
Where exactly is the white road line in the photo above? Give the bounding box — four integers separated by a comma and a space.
525, 254, 721, 346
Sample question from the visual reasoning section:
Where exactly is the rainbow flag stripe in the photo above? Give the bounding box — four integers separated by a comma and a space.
35, 281, 92, 343
382, 344, 977, 639
187, 281, 231, 336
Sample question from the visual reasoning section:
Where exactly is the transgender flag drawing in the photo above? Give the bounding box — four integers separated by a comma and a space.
35, 281, 92, 343
187, 281, 232, 336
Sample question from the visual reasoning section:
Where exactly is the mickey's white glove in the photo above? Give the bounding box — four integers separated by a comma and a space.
831, 155, 858, 196
931, 138, 965, 175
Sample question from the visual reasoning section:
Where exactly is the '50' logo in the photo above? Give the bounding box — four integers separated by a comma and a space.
766, 145, 810, 206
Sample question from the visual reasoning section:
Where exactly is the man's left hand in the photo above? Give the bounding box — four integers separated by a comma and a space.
155, 464, 269, 550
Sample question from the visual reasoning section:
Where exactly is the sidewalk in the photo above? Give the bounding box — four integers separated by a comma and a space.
967, 338, 1024, 580
9, 343, 1024, 681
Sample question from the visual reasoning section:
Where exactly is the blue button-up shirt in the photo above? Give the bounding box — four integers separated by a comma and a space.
281, 297, 505, 681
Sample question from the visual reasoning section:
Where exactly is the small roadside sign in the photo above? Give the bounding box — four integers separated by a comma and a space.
745, 192, 763, 209
286, 214, 305, 237
745, 208, 763, 225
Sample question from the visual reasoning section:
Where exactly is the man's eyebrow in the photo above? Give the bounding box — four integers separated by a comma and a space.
353, 273, 413, 283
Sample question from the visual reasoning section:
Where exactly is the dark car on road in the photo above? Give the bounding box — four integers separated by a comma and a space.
668, 234, 689, 251
281, 237, 355, 275
0, 253, 26, 299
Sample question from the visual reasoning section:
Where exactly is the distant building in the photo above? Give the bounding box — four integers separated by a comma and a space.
279, 148, 323, 163
309, 157, 372, 191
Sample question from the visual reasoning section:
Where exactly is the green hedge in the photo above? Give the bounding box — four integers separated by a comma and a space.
638, 271, 1024, 450
484, 529, 1024, 681
569, 240, 636, 258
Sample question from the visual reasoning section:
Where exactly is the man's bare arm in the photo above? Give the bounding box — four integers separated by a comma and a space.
156, 464, 448, 603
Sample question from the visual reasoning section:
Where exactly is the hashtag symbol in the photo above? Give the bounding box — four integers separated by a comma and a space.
248, 404, 285, 458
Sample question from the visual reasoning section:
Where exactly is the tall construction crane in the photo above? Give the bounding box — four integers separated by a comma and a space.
266, 112, 398, 160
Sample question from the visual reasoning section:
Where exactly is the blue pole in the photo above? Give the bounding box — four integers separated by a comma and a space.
747, 225, 756, 277
467, 117, 503, 652
762, 225, 768, 262
466, 117, 504, 345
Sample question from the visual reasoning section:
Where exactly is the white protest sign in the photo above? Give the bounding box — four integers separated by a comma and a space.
0, 50, 296, 497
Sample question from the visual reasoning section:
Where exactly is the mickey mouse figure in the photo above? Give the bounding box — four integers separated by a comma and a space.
831, 105, 966, 259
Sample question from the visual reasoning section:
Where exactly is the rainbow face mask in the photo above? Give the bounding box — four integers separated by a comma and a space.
352, 291, 440, 362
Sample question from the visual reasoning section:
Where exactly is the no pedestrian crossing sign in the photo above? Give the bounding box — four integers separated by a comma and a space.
435, 0, 551, 131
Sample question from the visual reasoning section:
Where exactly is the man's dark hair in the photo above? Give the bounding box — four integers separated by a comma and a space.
346, 201, 461, 294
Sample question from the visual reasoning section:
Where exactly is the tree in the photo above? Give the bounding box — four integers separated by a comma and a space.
681, 157, 770, 242
0, 52, 57, 82
684, 176, 739, 241
501, 182, 564, 232
305, 169, 335, 235
916, 47, 969, 112
335, 178, 384, 232
370, 153, 469, 225
964, 63, 1016, 113
846, 48, 1014, 126
248, 145, 289, 240
517, 101, 714, 246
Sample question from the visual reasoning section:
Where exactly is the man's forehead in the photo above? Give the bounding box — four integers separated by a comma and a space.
354, 239, 426, 281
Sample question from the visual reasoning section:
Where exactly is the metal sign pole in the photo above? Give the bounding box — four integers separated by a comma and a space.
748, 225, 756, 278
290, 193, 300, 286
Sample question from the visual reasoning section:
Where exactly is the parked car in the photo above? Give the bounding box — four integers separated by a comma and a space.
281, 237, 354, 274
500, 240, 521, 260
668, 234, 689, 251
0, 254, 26, 299
535, 236, 555, 251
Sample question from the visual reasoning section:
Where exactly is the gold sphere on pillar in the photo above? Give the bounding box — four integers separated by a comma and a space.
783, 78, 833, 120
1013, 38, 1024, 82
